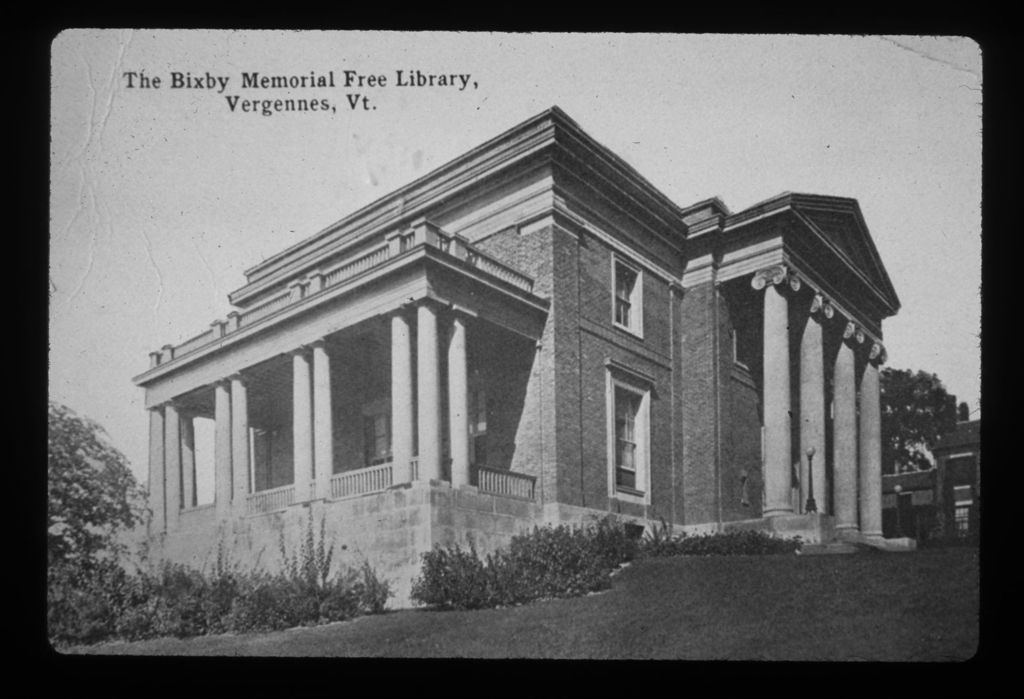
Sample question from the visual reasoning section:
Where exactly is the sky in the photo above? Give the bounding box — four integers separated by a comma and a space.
49, 31, 982, 494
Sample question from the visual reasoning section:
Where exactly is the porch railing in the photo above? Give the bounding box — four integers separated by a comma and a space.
154, 225, 538, 369
175, 328, 215, 357
465, 251, 534, 293
322, 244, 389, 288
238, 290, 292, 327
330, 462, 393, 500
475, 466, 536, 500
247, 483, 295, 515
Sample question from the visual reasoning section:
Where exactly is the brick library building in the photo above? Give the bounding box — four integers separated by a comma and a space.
135, 108, 902, 603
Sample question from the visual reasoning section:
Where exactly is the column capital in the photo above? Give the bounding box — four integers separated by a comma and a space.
310, 337, 329, 350
750, 264, 789, 291
868, 342, 888, 366
810, 292, 840, 320
289, 345, 311, 358
227, 372, 246, 384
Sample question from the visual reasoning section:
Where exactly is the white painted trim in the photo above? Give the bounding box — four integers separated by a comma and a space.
606, 368, 651, 505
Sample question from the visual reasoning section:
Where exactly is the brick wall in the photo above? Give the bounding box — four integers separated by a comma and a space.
678, 281, 719, 525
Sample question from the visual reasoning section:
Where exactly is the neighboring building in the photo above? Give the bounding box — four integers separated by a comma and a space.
881, 419, 980, 541
934, 419, 981, 539
133, 107, 901, 603
882, 468, 937, 541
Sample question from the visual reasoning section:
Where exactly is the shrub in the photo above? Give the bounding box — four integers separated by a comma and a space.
412, 543, 493, 610
359, 561, 393, 615
47, 517, 393, 646
412, 517, 638, 610
638, 522, 802, 557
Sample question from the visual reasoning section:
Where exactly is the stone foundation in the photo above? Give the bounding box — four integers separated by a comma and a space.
151, 481, 550, 607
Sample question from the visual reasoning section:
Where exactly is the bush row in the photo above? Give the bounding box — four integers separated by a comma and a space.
48, 518, 391, 647
412, 518, 638, 610
411, 518, 801, 610
640, 522, 803, 557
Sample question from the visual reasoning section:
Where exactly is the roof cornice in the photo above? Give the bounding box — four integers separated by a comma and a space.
230, 107, 726, 307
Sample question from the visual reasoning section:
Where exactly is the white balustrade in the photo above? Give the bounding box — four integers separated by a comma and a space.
238, 291, 292, 327
323, 245, 389, 288
246, 484, 295, 515
154, 227, 535, 369
329, 462, 394, 500
175, 328, 215, 357
465, 252, 534, 292
475, 466, 536, 500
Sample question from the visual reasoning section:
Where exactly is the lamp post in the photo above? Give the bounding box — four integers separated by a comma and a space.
894, 484, 903, 538
804, 446, 817, 513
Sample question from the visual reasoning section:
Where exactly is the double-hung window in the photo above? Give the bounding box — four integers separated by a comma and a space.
614, 387, 641, 489
607, 367, 651, 502
613, 258, 643, 337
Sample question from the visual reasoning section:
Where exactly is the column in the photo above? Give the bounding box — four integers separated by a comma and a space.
391, 312, 414, 483
214, 381, 232, 521
164, 403, 182, 530
859, 349, 884, 538
312, 340, 334, 499
292, 348, 313, 502
833, 325, 859, 533
417, 303, 442, 481
181, 414, 196, 510
754, 267, 792, 517
230, 375, 250, 514
148, 407, 166, 533
799, 297, 828, 514
448, 314, 470, 488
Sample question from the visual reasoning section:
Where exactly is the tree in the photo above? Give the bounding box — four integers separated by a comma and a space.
879, 368, 958, 474
48, 402, 147, 568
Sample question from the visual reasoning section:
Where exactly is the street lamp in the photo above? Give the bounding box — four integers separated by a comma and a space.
804, 447, 817, 513
894, 484, 903, 537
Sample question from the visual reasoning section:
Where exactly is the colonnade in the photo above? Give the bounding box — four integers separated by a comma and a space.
752, 264, 885, 538
148, 301, 473, 532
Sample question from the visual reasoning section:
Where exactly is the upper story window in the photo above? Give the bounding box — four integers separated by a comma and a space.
613, 258, 643, 337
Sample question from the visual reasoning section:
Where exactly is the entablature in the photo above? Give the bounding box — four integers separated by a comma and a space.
135, 222, 548, 399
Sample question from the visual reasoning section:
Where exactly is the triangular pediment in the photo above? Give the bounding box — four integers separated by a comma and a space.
788, 195, 900, 312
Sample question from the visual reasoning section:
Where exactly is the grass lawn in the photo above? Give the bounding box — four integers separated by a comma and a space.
67, 546, 978, 660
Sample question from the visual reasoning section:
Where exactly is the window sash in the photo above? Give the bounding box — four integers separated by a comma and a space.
613, 385, 642, 485
614, 263, 638, 329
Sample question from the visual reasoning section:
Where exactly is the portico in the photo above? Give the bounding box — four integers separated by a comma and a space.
752, 263, 887, 538
139, 218, 548, 536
